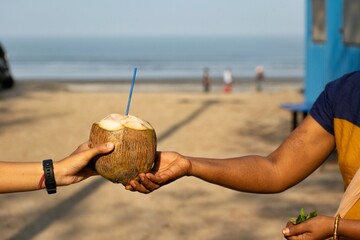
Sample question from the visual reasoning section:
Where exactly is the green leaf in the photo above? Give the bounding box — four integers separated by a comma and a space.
299, 208, 304, 216
289, 208, 318, 224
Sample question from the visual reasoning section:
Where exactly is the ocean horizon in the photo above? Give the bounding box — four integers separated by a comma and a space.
1, 36, 304, 81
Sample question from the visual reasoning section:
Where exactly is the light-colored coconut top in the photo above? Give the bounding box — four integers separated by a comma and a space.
97, 114, 153, 131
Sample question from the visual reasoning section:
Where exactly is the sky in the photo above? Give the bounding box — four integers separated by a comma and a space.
0, 0, 305, 38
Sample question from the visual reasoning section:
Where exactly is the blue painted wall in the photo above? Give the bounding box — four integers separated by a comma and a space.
305, 0, 360, 104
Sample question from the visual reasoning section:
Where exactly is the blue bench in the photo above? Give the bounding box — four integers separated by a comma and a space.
281, 102, 313, 130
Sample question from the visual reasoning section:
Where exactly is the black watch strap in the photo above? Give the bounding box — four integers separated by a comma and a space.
43, 159, 57, 194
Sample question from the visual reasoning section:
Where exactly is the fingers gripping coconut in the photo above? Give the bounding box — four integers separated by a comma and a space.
89, 114, 157, 185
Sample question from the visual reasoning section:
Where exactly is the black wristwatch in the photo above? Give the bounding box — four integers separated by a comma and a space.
42, 159, 57, 194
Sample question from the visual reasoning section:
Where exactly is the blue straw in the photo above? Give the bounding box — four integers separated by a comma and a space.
125, 67, 137, 115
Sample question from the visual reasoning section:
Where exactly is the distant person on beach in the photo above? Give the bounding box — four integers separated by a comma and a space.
201, 67, 211, 93
128, 71, 360, 239
0, 42, 15, 89
255, 65, 265, 92
0, 142, 114, 194
223, 68, 233, 93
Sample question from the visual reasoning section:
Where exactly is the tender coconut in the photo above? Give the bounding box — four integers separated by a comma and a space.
89, 114, 157, 185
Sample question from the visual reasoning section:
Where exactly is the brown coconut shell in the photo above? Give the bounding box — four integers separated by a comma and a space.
88, 123, 157, 185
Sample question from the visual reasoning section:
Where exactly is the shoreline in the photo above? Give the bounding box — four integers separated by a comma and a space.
10, 76, 304, 93
14, 76, 303, 83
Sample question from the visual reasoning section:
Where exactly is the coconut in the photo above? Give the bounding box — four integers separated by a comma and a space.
88, 113, 157, 185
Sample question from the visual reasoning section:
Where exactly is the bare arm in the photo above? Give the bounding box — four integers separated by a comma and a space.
188, 115, 335, 192
128, 115, 335, 193
0, 142, 114, 194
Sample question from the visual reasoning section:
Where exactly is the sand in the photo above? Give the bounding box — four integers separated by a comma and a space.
0, 79, 343, 240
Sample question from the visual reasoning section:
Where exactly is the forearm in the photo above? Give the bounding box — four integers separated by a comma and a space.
0, 161, 74, 193
338, 219, 360, 239
184, 117, 335, 194
187, 155, 286, 193
0, 162, 44, 193
0, 142, 113, 194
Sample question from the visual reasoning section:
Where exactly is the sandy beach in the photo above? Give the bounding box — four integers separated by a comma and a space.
0, 78, 343, 240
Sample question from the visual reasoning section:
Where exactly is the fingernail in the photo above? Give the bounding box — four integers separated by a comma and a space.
140, 175, 145, 182
106, 142, 114, 149
282, 228, 289, 235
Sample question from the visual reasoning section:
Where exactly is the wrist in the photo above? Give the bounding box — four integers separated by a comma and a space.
52, 161, 67, 186
186, 156, 198, 177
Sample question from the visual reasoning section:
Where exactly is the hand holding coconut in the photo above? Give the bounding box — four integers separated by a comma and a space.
126, 151, 190, 193
54, 141, 114, 186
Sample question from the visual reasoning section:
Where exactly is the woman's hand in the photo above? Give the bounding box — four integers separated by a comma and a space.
54, 141, 114, 186
282, 215, 334, 240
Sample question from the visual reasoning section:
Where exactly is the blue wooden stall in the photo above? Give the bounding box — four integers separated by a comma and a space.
306, 0, 360, 104
283, 0, 360, 129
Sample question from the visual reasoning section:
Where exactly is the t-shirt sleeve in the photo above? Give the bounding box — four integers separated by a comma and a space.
309, 82, 336, 135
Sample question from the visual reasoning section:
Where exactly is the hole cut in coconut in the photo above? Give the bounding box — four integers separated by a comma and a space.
98, 114, 154, 131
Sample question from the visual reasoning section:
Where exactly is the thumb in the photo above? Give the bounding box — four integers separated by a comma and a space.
68, 142, 114, 172
283, 222, 306, 237
72, 142, 114, 164
86, 142, 114, 158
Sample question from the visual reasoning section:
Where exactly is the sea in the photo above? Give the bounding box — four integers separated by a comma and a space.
1, 36, 304, 81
